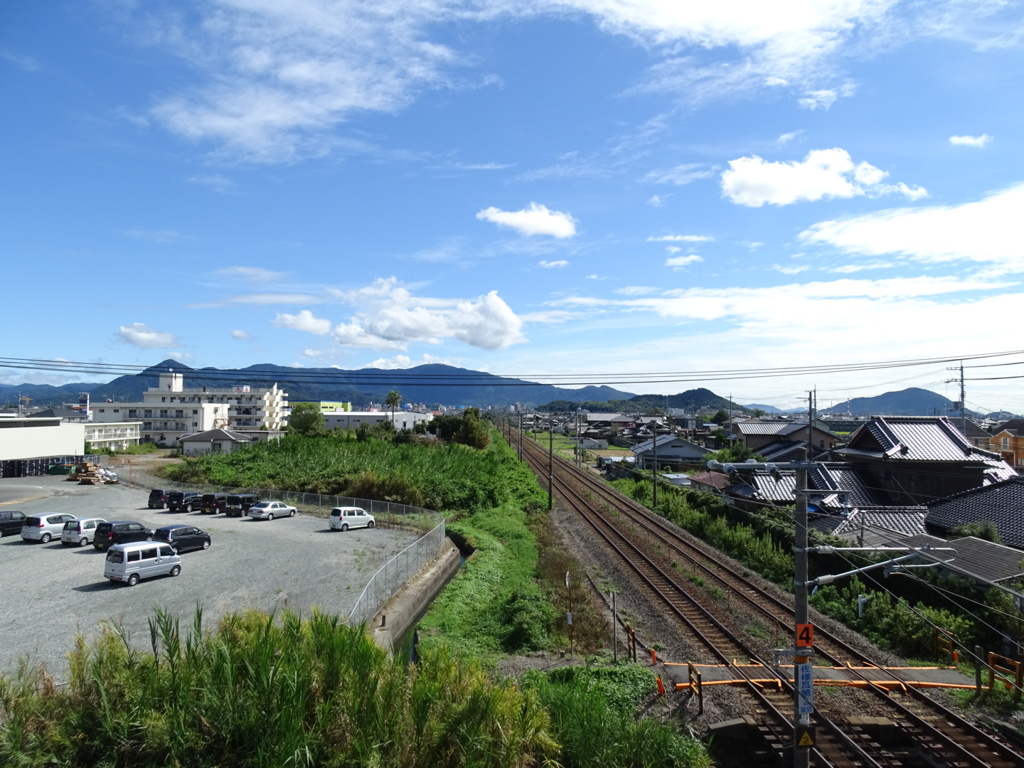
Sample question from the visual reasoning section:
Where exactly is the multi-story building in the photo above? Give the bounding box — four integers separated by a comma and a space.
91, 372, 288, 447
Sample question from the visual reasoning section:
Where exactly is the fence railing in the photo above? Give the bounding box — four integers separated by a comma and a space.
124, 466, 451, 624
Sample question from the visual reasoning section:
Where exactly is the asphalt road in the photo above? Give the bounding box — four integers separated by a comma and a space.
0, 476, 419, 680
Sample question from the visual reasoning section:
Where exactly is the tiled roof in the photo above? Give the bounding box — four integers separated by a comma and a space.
810, 463, 900, 507
735, 421, 792, 436
993, 418, 1024, 436
926, 476, 1024, 550
900, 534, 1024, 584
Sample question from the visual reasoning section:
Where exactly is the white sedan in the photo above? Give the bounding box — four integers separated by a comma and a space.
247, 501, 297, 521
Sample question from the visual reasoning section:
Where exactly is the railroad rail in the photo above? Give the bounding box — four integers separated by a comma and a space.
504, 423, 1024, 768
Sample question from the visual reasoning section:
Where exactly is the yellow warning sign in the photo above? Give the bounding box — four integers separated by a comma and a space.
796, 727, 815, 748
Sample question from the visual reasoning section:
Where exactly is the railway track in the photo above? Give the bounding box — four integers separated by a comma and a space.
504, 424, 1024, 768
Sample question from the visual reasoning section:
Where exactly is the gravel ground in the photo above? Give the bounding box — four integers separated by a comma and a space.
0, 475, 419, 681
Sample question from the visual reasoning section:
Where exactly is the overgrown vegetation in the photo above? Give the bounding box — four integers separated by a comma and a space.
85, 442, 166, 457
0, 608, 560, 768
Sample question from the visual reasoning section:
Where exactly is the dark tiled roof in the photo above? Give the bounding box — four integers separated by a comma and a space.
810, 463, 900, 507
835, 416, 1015, 481
993, 418, 1024, 436
926, 476, 1024, 550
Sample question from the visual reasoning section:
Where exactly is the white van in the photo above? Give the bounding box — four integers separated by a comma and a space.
61, 517, 106, 547
328, 507, 375, 531
104, 542, 182, 586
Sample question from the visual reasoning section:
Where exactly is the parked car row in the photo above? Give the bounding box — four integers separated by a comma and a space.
152, 490, 265, 517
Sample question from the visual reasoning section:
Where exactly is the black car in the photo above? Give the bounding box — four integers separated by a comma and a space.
153, 524, 211, 553
0, 510, 26, 537
148, 489, 171, 509
167, 491, 203, 512
224, 494, 261, 517
94, 521, 153, 550
200, 493, 228, 514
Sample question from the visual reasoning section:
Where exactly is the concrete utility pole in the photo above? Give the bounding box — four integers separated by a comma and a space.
548, 419, 554, 510
652, 427, 658, 510
946, 361, 967, 436
708, 453, 815, 768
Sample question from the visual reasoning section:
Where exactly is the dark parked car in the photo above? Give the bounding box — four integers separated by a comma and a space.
224, 494, 261, 517
93, 521, 153, 550
0, 510, 26, 537
200, 493, 228, 514
167, 491, 202, 512
148, 489, 171, 509
153, 524, 211, 553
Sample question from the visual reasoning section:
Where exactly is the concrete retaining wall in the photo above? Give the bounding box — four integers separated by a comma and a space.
371, 538, 463, 654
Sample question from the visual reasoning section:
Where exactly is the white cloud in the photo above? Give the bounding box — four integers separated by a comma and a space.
227, 294, 322, 305
1, 50, 39, 72
647, 194, 666, 207
949, 134, 993, 148
273, 310, 332, 335
476, 202, 577, 238
117, 323, 180, 349
647, 234, 714, 243
539, 260, 569, 268
799, 183, 1024, 271
798, 82, 856, 110
367, 354, 452, 369
231, 329, 253, 340
215, 266, 289, 283
320, 277, 527, 351
777, 130, 803, 144
774, 264, 810, 275
643, 164, 715, 185
665, 254, 703, 270
616, 286, 658, 296
721, 148, 927, 207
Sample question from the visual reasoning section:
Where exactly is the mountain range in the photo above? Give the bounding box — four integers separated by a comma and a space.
1, 362, 1011, 419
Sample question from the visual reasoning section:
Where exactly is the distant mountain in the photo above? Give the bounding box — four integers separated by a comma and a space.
821, 387, 980, 418
0, 359, 637, 409
542, 387, 739, 413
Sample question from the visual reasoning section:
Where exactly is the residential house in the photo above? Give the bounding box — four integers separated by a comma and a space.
731, 418, 839, 456
830, 416, 1014, 506
632, 434, 709, 470
988, 418, 1024, 469
179, 428, 252, 456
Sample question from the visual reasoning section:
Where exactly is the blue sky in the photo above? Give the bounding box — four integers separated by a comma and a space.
4, 1, 1024, 412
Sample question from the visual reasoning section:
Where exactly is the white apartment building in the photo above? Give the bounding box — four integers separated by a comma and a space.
91, 372, 288, 447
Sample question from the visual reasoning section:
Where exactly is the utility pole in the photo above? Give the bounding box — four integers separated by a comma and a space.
652, 423, 658, 510
946, 361, 967, 435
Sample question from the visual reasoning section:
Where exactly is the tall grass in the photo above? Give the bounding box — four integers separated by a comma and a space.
0, 608, 560, 768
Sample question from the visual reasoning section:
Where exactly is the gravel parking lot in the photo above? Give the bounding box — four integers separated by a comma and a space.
0, 476, 420, 680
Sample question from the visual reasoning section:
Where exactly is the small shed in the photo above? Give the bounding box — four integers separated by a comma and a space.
178, 428, 252, 456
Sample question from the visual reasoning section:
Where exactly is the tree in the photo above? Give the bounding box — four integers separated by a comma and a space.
386, 390, 402, 428
288, 402, 326, 436
711, 409, 730, 425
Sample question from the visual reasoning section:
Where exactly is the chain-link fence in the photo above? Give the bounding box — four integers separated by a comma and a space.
124, 466, 450, 625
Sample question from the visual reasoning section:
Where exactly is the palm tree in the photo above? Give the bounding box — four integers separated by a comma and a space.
386, 390, 402, 429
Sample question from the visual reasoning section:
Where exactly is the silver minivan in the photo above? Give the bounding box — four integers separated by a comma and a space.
328, 506, 375, 531
61, 517, 106, 547
104, 542, 181, 586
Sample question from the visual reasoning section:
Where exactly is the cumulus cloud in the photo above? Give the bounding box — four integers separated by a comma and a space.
231, 329, 253, 340
949, 134, 992, 148
273, 310, 332, 335
799, 183, 1024, 271
117, 323, 180, 349
777, 130, 803, 144
476, 202, 577, 238
367, 353, 452, 369
647, 194, 666, 207
721, 148, 928, 207
665, 254, 703, 270
539, 260, 569, 268
286, 277, 527, 352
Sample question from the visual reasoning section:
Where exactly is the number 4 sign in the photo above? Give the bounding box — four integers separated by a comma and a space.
796, 623, 814, 648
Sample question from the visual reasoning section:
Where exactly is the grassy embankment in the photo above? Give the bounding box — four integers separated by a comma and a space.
0, 428, 710, 767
